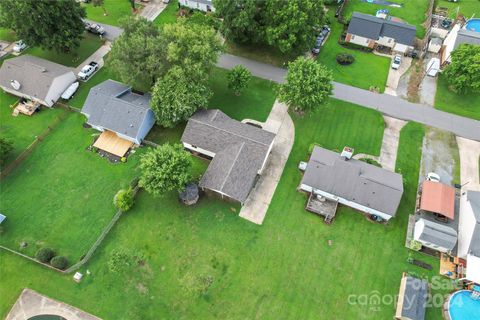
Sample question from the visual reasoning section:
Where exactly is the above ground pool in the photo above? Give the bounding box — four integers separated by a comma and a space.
465, 19, 480, 32
448, 290, 480, 320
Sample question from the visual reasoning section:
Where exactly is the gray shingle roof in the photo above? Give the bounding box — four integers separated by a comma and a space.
454, 29, 480, 49
0, 54, 74, 102
347, 12, 417, 46
81, 80, 152, 139
467, 190, 480, 221
301, 146, 404, 217
401, 276, 428, 320
181, 109, 275, 203
416, 218, 458, 250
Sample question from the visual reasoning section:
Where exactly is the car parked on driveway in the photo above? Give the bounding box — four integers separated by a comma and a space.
391, 54, 402, 70
426, 172, 441, 182
312, 26, 330, 55
85, 22, 105, 35
78, 62, 98, 81
13, 40, 27, 53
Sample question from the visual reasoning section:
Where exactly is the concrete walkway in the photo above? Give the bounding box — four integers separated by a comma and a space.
6, 289, 101, 320
139, 0, 167, 21
74, 41, 111, 75
456, 137, 480, 191
239, 100, 294, 225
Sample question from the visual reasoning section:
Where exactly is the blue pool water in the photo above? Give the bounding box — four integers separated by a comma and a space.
466, 19, 480, 32
448, 290, 480, 320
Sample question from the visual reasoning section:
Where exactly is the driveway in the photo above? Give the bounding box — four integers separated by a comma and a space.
74, 41, 111, 77
139, 0, 167, 21
84, 20, 123, 41
384, 55, 412, 96
419, 53, 440, 106
239, 100, 294, 225
456, 137, 480, 191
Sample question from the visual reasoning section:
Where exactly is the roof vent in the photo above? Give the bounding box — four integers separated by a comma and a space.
10, 80, 21, 90
129, 124, 133, 127
341, 146, 354, 160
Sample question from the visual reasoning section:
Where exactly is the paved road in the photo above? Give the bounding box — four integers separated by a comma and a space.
218, 54, 480, 141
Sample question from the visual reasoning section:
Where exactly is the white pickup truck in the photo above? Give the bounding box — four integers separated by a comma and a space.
77, 62, 98, 81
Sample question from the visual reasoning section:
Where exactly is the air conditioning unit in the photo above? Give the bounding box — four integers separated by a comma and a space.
10, 80, 21, 90
341, 146, 354, 160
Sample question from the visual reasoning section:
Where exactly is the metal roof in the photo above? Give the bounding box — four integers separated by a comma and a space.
81, 80, 152, 140
415, 218, 458, 250
347, 12, 417, 46
420, 181, 455, 219
301, 146, 404, 217
181, 109, 275, 204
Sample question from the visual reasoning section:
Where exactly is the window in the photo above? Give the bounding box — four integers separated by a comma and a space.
351, 35, 355, 40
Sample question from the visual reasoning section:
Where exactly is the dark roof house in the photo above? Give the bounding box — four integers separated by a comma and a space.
181, 109, 275, 204
347, 12, 416, 46
81, 80, 155, 145
454, 29, 480, 48
395, 274, 429, 320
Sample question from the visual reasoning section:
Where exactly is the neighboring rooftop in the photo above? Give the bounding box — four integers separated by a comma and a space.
415, 218, 458, 251
0, 54, 73, 102
181, 109, 275, 204
454, 29, 480, 48
347, 12, 417, 45
420, 181, 455, 219
396, 275, 429, 320
81, 80, 152, 139
300, 146, 404, 217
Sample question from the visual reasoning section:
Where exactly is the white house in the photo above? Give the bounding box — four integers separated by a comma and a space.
0, 55, 76, 107
179, 0, 215, 12
458, 191, 480, 284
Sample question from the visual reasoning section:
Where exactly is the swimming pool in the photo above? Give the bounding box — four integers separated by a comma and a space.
465, 19, 480, 32
448, 290, 480, 320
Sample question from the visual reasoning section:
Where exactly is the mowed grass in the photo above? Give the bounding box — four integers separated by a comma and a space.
0, 91, 67, 168
0, 112, 142, 262
317, 9, 390, 92
436, 0, 479, 19
23, 33, 103, 67
0, 28, 16, 42
154, 0, 179, 25
83, 0, 136, 26
434, 74, 480, 120
343, 0, 430, 38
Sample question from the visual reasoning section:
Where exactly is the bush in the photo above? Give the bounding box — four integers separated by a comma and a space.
50, 256, 68, 270
35, 247, 55, 263
113, 188, 135, 212
409, 240, 422, 251
108, 248, 144, 273
336, 53, 355, 65
339, 40, 374, 52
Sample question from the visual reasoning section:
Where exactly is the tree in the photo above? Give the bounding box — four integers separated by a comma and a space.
35, 247, 55, 263
213, 0, 264, 43
444, 44, 480, 93
0, 0, 86, 53
264, 0, 325, 53
0, 137, 13, 166
151, 66, 211, 128
139, 143, 192, 196
92, 0, 108, 16
227, 65, 252, 95
50, 256, 69, 270
113, 188, 135, 211
278, 57, 333, 112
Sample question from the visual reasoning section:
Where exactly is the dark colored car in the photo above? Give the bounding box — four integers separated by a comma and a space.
312, 26, 330, 55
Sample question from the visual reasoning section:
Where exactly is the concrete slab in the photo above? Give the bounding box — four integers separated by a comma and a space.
385, 55, 412, 96
378, 116, 407, 171
456, 136, 480, 191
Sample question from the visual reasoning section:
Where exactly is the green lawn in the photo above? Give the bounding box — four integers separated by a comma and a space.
154, 0, 179, 25
0, 91, 67, 169
0, 112, 143, 263
0, 28, 16, 42
83, 0, 136, 26
225, 40, 298, 68
23, 33, 103, 68
436, 0, 479, 19
342, 0, 430, 38
434, 74, 480, 120
317, 9, 390, 92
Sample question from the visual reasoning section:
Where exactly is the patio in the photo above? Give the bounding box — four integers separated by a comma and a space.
12, 100, 40, 117
93, 131, 133, 158
439, 253, 466, 279
305, 193, 338, 224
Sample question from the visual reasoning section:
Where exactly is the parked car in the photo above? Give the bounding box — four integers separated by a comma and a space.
426, 172, 441, 182
426, 58, 440, 77
13, 40, 27, 53
61, 82, 79, 100
391, 54, 402, 70
312, 26, 330, 55
78, 62, 98, 80
85, 22, 105, 35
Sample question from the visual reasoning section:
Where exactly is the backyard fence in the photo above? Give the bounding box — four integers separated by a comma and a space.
56, 102, 81, 113
142, 139, 159, 148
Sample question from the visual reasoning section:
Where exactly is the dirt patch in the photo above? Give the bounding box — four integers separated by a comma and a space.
406, 59, 425, 103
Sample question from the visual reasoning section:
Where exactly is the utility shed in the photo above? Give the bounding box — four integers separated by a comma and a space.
395, 274, 429, 320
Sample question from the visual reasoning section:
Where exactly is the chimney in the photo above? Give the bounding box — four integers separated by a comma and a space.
341, 146, 354, 160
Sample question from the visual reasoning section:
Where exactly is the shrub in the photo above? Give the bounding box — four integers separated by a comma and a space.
113, 188, 135, 212
339, 40, 374, 52
336, 53, 355, 65
108, 248, 144, 273
35, 247, 55, 263
409, 240, 422, 251
50, 256, 68, 270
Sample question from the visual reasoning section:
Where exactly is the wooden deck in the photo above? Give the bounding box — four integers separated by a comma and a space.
439, 253, 466, 279
93, 131, 133, 157
12, 101, 40, 117
305, 193, 338, 224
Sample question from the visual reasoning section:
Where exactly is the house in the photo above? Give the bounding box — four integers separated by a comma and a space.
81, 80, 155, 156
413, 181, 458, 254
458, 190, 480, 284
179, 0, 215, 12
395, 274, 429, 320
345, 12, 416, 53
0, 55, 76, 107
442, 27, 480, 63
181, 109, 275, 205
299, 146, 404, 222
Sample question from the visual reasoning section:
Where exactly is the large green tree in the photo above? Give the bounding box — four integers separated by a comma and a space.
0, 137, 13, 167
227, 65, 252, 95
107, 17, 165, 90
278, 57, 333, 112
0, 0, 86, 52
151, 66, 212, 128
139, 143, 192, 196
264, 0, 324, 53
444, 44, 480, 93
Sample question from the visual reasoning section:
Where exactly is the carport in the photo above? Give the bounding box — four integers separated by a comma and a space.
93, 131, 133, 157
